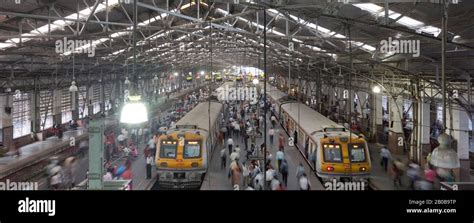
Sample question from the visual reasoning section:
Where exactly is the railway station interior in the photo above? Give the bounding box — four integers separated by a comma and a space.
0, 0, 473, 191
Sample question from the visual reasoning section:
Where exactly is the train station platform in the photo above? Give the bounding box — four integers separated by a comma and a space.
0, 86, 203, 187
201, 106, 324, 190
368, 143, 411, 190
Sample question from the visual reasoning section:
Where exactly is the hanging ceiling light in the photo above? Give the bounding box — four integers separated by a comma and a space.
174, 72, 179, 76
120, 95, 148, 124
153, 75, 159, 81
120, 0, 147, 124
372, 85, 381, 93
69, 81, 78, 92
252, 78, 259, 85
124, 77, 131, 85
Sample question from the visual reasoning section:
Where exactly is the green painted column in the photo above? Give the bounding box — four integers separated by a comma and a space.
88, 119, 104, 190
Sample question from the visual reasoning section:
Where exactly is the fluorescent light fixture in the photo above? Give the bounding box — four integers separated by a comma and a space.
69, 81, 78, 92
372, 85, 381, 93
354, 3, 443, 36
268, 9, 376, 54
120, 96, 148, 124
0, 0, 121, 50
174, 72, 178, 76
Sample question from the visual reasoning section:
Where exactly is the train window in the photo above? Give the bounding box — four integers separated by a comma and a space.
323, 144, 342, 163
160, 142, 177, 158
349, 144, 366, 162
184, 141, 201, 158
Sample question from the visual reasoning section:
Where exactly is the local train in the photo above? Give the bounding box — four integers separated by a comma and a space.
265, 84, 372, 182
155, 88, 225, 189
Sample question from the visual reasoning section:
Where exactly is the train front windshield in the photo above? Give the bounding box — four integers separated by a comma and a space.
349, 144, 367, 162
160, 141, 177, 158
323, 144, 342, 162
184, 141, 201, 158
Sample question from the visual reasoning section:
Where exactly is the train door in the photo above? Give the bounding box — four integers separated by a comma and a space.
299, 129, 305, 149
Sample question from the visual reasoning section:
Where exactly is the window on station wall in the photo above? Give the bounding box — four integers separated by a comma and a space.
61, 89, 72, 123
381, 95, 388, 120
12, 92, 31, 138
78, 86, 88, 118
104, 84, 112, 111
92, 85, 101, 114
39, 90, 53, 130
403, 99, 413, 120
436, 105, 443, 124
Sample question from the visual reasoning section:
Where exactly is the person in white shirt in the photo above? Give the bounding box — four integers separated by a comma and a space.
146, 155, 153, 179
271, 176, 280, 190
271, 115, 277, 128
230, 146, 240, 161
148, 137, 156, 158
299, 173, 311, 190
269, 127, 275, 145
265, 167, 275, 189
103, 171, 113, 181
253, 172, 264, 190
220, 147, 227, 169
227, 138, 234, 155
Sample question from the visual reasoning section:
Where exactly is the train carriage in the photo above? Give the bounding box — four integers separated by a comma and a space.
280, 102, 372, 182
265, 84, 287, 117
155, 101, 224, 188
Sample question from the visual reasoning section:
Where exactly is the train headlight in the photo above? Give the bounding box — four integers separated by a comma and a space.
191, 162, 199, 168
359, 167, 366, 172
160, 162, 168, 167
326, 166, 334, 172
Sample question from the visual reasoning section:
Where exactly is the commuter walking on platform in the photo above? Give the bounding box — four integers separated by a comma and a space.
229, 159, 242, 189
296, 163, 305, 180
227, 138, 234, 155
298, 173, 311, 190
271, 115, 276, 128
146, 154, 153, 179
280, 159, 289, 187
220, 147, 227, 169
278, 133, 285, 152
269, 127, 275, 145
380, 146, 391, 172
276, 149, 284, 171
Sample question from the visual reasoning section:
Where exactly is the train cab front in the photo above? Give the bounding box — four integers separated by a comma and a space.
318, 136, 372, 184
155, 134, 206, 189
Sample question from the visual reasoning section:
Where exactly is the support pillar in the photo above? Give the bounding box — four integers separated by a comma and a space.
71, 90, 79, 121
99, 83, 105, 115
87, 85, 94, 116
446, 106, 471, 182
388, 96, 405, 155
357, 91, 369, 132
52, 89, 62, 125
30, 91, 41, 134
415, 102, 431, 165
88, 119, 104, 189
0, 94, 13, 152
371, 93, 384, 143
